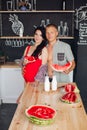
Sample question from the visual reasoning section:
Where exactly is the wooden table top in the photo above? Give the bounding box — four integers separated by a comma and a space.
9, 83, 87, 130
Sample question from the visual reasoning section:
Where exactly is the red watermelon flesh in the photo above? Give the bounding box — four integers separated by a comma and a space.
65, 84, 75, 92
51, 62, 72, 72
61, 92, 77, 103
25, 105, 56, 119
24, 56, 36, 62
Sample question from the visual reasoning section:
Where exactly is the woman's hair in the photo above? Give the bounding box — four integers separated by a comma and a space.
32, 26, 47, 58
34, 26, 47, 40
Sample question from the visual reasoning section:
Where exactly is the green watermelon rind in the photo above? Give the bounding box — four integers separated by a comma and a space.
74, 87, 80, 93
26, 116, 55, 125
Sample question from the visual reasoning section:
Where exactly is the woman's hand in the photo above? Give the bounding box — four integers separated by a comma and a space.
23, 59, 29, 66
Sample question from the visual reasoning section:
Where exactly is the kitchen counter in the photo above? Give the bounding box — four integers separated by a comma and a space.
0, 62, 21, 68
0, 62, 24, 103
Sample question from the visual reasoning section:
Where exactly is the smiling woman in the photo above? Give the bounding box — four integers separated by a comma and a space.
21, 26, 48, 83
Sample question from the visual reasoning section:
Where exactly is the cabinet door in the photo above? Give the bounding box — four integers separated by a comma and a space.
1, 68, 24, 103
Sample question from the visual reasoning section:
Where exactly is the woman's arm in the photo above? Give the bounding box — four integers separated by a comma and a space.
34, 47, 48, 82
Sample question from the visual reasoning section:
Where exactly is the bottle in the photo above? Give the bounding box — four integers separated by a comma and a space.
19, 28, 23, 37
31, 0, 36, 10
46, 19, 50, 26
62, 0, 66, 10
63, 22, 69, 36
52, 75, 57, 91
40, 20, 46, 27
58, 21, 64, 36
44, 76, 50, 92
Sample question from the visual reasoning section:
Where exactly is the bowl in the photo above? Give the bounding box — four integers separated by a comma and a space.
14, 59, 21, 64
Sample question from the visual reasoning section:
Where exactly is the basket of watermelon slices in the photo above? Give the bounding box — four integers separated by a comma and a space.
25, 105, 56, 125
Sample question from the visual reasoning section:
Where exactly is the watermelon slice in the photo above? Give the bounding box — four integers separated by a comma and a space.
60, 92, 78, 104
25, 105, 56, 125
51, 62, 72, 72
64, 84, 80, 93
24, 56, 36, 63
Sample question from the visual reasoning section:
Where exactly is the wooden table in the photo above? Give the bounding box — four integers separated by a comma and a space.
9, 83, 87, 130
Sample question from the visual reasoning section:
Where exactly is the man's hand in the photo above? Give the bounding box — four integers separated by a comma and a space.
63, 69, 70, 74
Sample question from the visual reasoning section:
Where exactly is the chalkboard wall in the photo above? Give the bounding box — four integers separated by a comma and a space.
0, 0, 74, 62
74, 0, 87, 112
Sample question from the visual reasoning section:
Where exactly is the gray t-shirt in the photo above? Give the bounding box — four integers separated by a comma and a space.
53, 40, 74, 83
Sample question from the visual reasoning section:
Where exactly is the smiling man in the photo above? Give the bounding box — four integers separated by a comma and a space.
46, 23, 75, 83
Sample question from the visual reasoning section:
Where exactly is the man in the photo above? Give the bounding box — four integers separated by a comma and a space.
46, 24, 75, 82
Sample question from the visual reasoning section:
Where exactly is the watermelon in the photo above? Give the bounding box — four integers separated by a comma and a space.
24, 56, 36, 62
64, 84, 80, 93
25, 105, 56, 125
51, 62, 72, 72
60, 92, 78, 104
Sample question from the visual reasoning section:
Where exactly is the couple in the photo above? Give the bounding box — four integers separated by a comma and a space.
21, 24, 75, 85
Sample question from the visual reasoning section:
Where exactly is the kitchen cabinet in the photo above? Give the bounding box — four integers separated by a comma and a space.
0, 67, 24, 103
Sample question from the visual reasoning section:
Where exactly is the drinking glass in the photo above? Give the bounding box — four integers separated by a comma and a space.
7, 1, 13, 11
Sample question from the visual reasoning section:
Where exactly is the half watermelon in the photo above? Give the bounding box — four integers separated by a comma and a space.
51, 62, 72, 72
25, 105, 56, 125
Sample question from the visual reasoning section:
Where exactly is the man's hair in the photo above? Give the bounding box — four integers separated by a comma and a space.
46, 23, 58, 31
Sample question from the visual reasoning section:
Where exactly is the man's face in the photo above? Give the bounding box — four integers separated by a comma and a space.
46, 26, 58, 43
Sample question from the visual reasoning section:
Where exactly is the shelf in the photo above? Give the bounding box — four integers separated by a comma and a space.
0, 10, 75, 13
59, 36, 74, 39
0, 36, 74, 39
0, 36, 33, 39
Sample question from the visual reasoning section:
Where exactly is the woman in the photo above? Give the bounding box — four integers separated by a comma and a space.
17, 26, 48, 103
22, 26, 48, 83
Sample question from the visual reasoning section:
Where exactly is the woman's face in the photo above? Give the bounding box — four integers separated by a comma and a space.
34, 30, 43, 45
